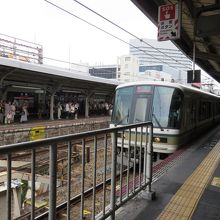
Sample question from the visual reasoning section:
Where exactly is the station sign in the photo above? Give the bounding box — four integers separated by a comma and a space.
157, 3, 180, 41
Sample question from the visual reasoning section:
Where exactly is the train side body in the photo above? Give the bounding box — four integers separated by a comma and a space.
110, 81, 220, 156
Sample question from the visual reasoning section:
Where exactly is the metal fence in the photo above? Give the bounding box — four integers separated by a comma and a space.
0, 33, 43, 64
0, 122, 153, 220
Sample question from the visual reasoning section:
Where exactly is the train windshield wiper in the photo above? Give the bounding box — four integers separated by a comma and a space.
152, 113, 164, 131
115, 110, 129, 126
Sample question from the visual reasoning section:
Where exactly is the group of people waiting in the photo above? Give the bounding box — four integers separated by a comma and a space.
0, 99, 111, 125
89, 101, 111, 116
62, 101, 80, 119
38, 101, 80, 120
0, 100, 28, 124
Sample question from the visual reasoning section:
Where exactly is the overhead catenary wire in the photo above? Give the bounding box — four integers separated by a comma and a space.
44, 54, 105, 75
71, 0, 191, 69
44, 0, 188, 70
44, 56, 117, 75
70, 0, 219, 86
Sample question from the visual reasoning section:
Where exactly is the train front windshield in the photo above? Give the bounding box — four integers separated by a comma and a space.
111, 86, 134, 125
111, 85, 183, 129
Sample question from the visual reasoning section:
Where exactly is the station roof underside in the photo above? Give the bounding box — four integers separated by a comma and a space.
0, 57, 118, 95
132, 0, 220, 82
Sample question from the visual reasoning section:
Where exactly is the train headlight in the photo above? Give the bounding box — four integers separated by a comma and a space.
154, 137, 161, 142
153, 137, 167, 143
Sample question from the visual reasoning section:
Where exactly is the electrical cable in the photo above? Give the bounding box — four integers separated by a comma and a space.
44, 0, 188, 70
71, 0, 191, 69
44, 0, 218, 87
44, 56, 117, 75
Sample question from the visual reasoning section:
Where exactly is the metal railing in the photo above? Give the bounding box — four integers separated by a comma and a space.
0, 122, 153, 220
0, 33, 43, 64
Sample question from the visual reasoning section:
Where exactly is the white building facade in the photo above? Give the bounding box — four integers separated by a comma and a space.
117, 55, 174, 83
116, 55, 139, 83
129, 39, 192, 84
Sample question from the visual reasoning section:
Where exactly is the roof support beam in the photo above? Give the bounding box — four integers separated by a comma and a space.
196, 3, 220, 14
183, 0, 195, 17
189, 52, 220, 62
0, 68, 16, 87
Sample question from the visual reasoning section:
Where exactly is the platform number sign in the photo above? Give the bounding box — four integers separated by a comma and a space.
158, 4, 180, 41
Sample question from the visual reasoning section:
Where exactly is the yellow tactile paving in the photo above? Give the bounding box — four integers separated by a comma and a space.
157, 141, 220, 220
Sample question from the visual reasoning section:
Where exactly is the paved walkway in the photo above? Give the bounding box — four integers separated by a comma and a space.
116, 126, 220, 220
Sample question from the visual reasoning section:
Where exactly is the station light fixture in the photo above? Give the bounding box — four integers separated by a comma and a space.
62, 90, 81, 93
12, 85, 42, 90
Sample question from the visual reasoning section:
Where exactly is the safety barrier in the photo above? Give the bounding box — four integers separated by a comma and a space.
0, 122, 153, 220
0, 33, 43, 64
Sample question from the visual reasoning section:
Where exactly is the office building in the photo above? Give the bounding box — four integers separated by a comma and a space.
129, 38, 192, 84
89, 65, 116, 79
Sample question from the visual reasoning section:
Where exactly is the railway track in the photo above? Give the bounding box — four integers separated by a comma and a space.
0, 135, 110, 161
13, 129, 220, 220
15, 146, 190, 220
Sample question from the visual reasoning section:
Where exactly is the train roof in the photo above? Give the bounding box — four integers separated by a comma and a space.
116, 81, 220, 98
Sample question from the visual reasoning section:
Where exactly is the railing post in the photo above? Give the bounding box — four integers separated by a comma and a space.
92, 136, 98, 220
49, 144, 57, 220
144, 123, 156, 201
31, 149, 36, 219
67, 141, 72, 220
80, 138, 86, 220
110, 131, 117, 220
7, 154, 12, 220
146, 124, 153, 192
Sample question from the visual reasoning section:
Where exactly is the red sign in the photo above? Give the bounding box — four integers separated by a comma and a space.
159, 5, 176, 21
158, 4, 180, 41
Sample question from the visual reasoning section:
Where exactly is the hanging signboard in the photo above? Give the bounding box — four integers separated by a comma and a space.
157, 3, 180, 41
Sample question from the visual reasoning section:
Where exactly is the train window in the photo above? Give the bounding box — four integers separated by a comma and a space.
168, 89, 183, 128
153, 86, 183, 129
199, 101, 211, 121
189, 101, 197, 125
111, 86, 134, 125
133, 97, 148, 123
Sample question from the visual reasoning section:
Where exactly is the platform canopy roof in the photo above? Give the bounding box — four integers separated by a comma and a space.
0, 57, 118, 95
132, 0, 220, 82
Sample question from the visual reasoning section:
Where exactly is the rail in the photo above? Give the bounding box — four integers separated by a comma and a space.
0, 122, 153, 220
0, 33, 43, 64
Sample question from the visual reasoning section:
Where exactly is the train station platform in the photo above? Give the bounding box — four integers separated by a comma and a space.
116, 125, 220, 220
0, 116, 110, 131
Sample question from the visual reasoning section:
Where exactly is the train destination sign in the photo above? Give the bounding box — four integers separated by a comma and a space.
157, 3, 180, 41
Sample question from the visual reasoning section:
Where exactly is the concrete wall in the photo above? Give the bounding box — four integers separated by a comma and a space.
0, 119, 110, 145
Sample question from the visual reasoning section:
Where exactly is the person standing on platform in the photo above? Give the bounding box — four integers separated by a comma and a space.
4, 101, 11, 124
11, 101, 16, 123
74, 101, 79, 119
65, 102, 70, 119
0, 100, 4, 124
20, 103, 28, 123
70, 102, 75, 119
57, 102, 62, 119
104, 102, 109, 116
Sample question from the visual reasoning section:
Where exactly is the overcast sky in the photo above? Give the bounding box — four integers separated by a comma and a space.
1, 0, 157, 66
